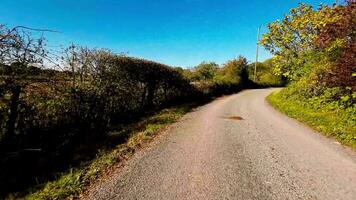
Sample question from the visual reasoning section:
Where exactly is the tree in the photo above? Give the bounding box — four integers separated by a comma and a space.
315, 1, 356, 90
219, 56, 248, 84
192, 62, 218, 81
247, 59, 285, 86
261, 3, 338, 80
0, 25, 48, 147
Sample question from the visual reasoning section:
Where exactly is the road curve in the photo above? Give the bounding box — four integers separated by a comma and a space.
85, 88, 356, 200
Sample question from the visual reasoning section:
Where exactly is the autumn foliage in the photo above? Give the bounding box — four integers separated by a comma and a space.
316, 1, 356, 90
262, 1, 356, 106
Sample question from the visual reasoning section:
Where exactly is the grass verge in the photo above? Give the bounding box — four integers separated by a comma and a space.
7, 104, 194, 200
267, 89, 356, 149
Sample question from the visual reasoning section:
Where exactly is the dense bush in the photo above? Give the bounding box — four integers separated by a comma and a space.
268, 85, 356, 147
217, 56, 249, 85
261, 1, 355, 101
315, 2, 356, 91
263, 1, 355, 146
181, 56, 258, 95
0, 32, 201, 195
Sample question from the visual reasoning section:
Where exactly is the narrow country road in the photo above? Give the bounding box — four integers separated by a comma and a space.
85, 88, 356, 200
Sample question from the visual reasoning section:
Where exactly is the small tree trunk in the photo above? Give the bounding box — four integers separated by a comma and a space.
141, 85, 147, 108
80, 70, 84, 83
145, 81, 156, 109
72, 66, 76, 88
164, 82, 168, 103
5, 85, 21, 146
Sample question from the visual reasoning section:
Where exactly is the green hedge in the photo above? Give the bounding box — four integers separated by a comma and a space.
267, 87, 356, 148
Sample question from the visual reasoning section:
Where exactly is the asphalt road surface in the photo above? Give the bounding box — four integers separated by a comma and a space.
85, 88, 356, 200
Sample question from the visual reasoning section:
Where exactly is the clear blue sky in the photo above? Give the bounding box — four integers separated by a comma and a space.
0, 0, 335, 68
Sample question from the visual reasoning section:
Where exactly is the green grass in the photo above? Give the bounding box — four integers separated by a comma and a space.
267, 89, 356, 149
8, 105, 193, 200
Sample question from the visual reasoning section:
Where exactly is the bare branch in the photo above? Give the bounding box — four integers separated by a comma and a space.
10, 26, 60, 34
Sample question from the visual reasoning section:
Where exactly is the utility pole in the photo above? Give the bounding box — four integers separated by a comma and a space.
254, 25, 261, 82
